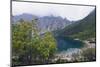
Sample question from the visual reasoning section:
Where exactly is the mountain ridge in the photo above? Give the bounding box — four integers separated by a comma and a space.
58, 9, 96, 40
12, 14, 72, 33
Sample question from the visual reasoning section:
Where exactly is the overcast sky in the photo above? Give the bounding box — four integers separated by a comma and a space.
12, 1, 95, 21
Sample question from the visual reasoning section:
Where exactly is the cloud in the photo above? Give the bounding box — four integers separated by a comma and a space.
12, 1, 95, 21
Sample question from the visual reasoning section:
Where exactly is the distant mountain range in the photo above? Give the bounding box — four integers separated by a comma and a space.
12, 14, 72, 33
12, 13, 36, 22
12, 9, 96, 38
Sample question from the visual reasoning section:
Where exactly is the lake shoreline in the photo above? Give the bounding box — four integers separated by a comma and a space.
53, 38, 96, 62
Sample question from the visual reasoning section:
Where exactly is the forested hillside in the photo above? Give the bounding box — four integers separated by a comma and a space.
59, 9, 96, 40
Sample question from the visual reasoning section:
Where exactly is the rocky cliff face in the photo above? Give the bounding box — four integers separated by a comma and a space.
37, 16, 71, 33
